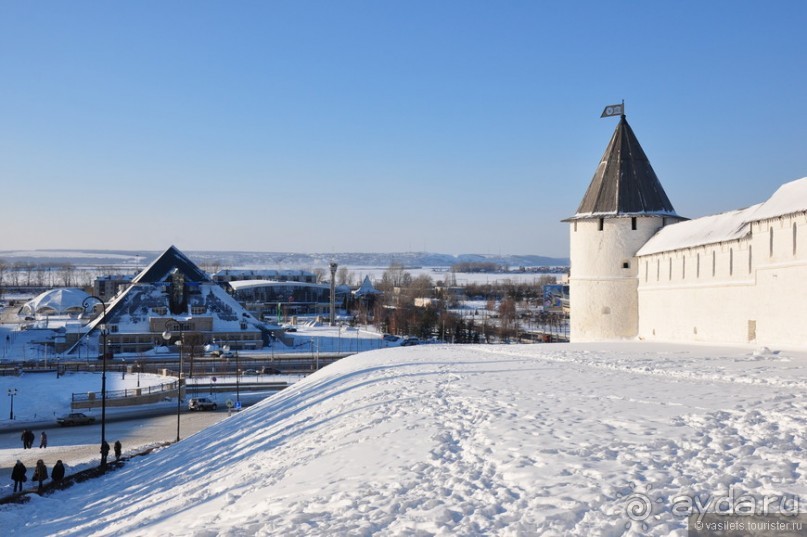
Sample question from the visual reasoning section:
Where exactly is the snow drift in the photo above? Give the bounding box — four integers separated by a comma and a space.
2, 342, 806, 536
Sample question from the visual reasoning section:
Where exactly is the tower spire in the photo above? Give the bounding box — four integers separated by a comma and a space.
570, 114, 678, 219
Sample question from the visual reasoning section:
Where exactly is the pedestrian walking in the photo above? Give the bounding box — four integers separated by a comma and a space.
20, 430, 27, 449
11, 460, 27, 493
25, 429, 35, 449
51, 460, 66, 484
33, 459, 48, 492
100, 440, 110, 467
40, 431, 48, 449
114, 440, 122, 462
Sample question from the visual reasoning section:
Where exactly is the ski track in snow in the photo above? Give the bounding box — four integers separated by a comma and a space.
2, 342, 806, 536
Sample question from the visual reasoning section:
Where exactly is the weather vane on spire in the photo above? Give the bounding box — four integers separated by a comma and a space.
600, 100, 625, 118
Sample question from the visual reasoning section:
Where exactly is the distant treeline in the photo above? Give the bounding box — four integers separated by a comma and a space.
449, 262, 568, 274
450, 262, 505, 273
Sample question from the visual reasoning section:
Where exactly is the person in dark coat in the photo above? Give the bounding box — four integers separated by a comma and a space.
51, 460, 66, 483
100, 440, 110, 466
33, 459, 48, 492
114, 440, 122, 462
40, 431, 48, 449
11, 460, 26, 493
25, 429, 35, 449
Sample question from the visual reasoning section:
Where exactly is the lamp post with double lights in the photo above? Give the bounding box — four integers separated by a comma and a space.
162, 320, 186, 443
82, 295, 108, 467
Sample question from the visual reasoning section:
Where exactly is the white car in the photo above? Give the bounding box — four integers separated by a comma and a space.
188, 398, 218, 411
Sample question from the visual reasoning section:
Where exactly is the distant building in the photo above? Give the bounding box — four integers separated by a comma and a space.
69, 246, 269, 356
93, 274, 133, 301
212, 269, 316, 284
567, 113, 807, 347
230, 280, 348, 321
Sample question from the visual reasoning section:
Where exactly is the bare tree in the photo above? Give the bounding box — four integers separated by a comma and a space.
10, 262, 23, 286
200, 259, 223, 275
22, 262, 36, 286
34, 265, 47, 287
337, 266, 352, 286
408, 274, 434, 299
58, 263, 77, 287
183, 332, 206, 379
498, 297, 518, 342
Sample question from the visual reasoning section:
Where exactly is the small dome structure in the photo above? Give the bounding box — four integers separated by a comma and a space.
20, 288, 91, 317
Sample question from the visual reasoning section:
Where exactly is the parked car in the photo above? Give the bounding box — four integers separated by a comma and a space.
188, 397, 218, 411
261, 366, 282, 375
242, 369, 259, 376
401, 337, 420, 346
57, 412, 96, 426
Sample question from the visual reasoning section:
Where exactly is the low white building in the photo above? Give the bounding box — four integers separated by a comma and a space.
567, 113, 806, 347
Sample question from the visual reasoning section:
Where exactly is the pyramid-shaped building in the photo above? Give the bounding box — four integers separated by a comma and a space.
70, 246, 269, 357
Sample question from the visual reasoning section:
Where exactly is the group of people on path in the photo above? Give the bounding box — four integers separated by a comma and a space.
100, 440, 122, 466
20, 429, 47, 449
11, 459, 66, 493
10, 438, 123, 495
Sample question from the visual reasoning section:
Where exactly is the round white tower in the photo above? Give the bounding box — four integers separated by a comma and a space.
566, 114, 683, 341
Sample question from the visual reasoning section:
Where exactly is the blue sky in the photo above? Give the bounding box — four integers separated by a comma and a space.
2, 1, 805, 258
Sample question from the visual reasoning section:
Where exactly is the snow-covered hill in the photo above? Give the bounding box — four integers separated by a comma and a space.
2, 342, 805, 536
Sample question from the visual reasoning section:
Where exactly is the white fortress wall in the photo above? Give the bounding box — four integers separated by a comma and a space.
637, 212, 807, 347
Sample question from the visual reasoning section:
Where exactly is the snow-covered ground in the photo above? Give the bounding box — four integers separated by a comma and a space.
0, 371, 168, 423
0, 341, 804, 536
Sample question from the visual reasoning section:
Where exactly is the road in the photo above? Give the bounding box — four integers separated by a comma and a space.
0, 410, 229, 494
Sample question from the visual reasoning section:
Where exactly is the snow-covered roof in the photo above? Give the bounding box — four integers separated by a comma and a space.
638, 177, 807, 256
230, 280, 328, 291
745, 176, 807, 222
20, 288, 90, 316
213, 269, 315, 279
637, 205, 757, 256
354, 275, 382, 297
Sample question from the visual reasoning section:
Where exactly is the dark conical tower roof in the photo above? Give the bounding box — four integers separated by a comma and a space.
570, 115, 678, 219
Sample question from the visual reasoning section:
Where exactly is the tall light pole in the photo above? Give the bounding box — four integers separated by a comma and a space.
329, 261, 338, 326
235, 350, 240, 407
7, 388, 17, 420
82, 295, 108, 467
162, 320, 185, 443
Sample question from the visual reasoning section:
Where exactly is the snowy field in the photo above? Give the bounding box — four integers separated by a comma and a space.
1, 341, 805, 536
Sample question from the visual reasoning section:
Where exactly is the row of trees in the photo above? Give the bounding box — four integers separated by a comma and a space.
0, 261, 89, 291
355, 263, 566, 343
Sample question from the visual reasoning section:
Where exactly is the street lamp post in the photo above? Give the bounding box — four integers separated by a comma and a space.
162, 321, 185, 443
235, 351, 240, 407
82, 295, 108, 467
329, 261, 338, 326
7, 388, 17, 420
